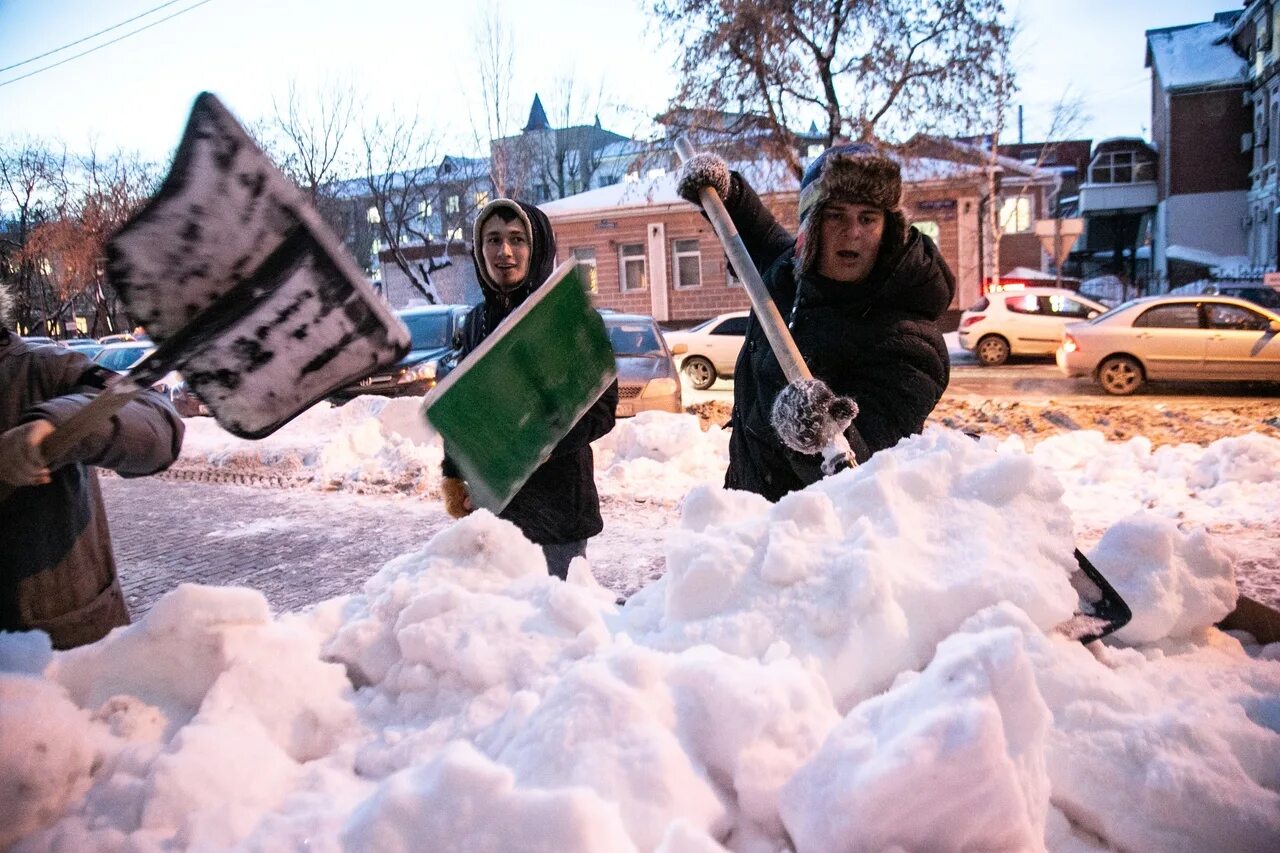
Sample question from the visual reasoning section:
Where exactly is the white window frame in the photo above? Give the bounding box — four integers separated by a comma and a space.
999, 197, 1031, 234
619, 242, 647, 292
446, 195, 460, 214
671, 238, 702, 289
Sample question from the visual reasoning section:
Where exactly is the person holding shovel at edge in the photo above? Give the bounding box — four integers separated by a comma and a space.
0, 285, 185, 650
440, 199, 619, 580
676, 144, 955, 501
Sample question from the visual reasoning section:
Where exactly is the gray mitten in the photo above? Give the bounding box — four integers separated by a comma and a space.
676, 152, 731, 206
770, 378, 859, 455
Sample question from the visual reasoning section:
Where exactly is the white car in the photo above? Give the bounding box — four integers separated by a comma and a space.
663, 310, 749, 389
1057, 294, 1280, 395
958, 287, 1108, 366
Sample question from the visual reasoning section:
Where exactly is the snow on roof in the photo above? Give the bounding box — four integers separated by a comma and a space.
1147, 19, 1245, 90
540, 159, 799, 217
1166, 244, 1250, 270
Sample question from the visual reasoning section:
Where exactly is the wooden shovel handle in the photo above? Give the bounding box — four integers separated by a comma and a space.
0, 380, 144, 503
673, 136, 855, 473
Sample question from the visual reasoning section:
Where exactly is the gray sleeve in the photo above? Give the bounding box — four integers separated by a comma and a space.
25, 388, 185, 478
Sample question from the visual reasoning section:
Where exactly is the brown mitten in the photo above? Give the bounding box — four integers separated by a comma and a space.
441, 476, 473, 518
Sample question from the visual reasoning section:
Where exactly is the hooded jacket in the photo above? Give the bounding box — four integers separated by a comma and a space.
723, 175, 955, 502
441, 200, 618, 544
0, 331, 184, 649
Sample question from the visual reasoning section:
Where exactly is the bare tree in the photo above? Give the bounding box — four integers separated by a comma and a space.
0, 137, 67, 334
361, 110, 450, 304
469, 2, 519, 197
651, 0, 1012, 176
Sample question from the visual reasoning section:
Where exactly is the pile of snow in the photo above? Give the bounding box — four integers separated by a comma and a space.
4, 429, 1279, 851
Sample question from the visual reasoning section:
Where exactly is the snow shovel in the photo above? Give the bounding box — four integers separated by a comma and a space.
421, 259, 616, 512
674, 137, 1131, 644
673, 136, 856, 475
0, 92, 409, 502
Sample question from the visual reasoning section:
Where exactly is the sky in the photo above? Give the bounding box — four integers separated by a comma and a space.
0, 0, 1250, 165
3, 388, 1280, 849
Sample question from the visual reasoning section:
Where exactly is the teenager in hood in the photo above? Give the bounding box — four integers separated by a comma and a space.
440, 199, 619, 580
677, 144, 955, 502
0, 285, 184, 649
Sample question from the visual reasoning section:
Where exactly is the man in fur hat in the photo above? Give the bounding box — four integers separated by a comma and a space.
0, 286, 184, 649
440, 199, 618, 580
677, 144, 955, 501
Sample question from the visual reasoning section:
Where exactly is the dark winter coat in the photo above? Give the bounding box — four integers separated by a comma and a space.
723, 176, 955, 502
441, 201, 618, 544
0, 333, 184, 649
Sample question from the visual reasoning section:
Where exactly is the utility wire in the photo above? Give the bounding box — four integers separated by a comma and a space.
0, 0, 217, 89
0, 0, 190, 74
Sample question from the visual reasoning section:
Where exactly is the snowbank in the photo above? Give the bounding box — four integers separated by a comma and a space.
4, 429, 1279, 851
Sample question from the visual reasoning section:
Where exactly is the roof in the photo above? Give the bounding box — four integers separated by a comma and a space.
523, 94, 550, 132
1145, 18, 1246, 91
539, 159, 799, 217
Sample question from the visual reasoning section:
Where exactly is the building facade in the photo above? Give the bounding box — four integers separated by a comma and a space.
1232, 2, 1280, 272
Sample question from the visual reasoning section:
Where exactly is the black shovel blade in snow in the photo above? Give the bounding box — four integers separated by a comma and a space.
1057, 549, 1133, 644
106, 92, 409, 438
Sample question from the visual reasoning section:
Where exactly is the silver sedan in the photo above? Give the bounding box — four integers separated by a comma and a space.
1057, 294, 1280, 395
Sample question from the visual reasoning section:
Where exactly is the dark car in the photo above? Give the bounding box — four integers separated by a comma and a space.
602, 313, 683, 416
331, 303, 469, 401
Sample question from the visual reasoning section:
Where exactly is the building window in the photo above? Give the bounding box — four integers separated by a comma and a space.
371, 238, 382, 254
571, 247, 598, 294
366, 205, 381, 224
447, 227, 462, 241
475, 190, 490, 208
999, 197, 1031, 233
417, 200, 428, 219
619, 243, 647, 292
672, 238, 702, 289
1087, 150, 1155, 184
914, 220, 940, 242
446, 195, 460, 214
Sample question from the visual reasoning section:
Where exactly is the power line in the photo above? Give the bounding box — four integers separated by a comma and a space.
0, 0, 190, 74
0, 0, 218, 89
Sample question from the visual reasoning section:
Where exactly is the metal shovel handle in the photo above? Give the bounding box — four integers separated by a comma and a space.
673, 136, 855, 473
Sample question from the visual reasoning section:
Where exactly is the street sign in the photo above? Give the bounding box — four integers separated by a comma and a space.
1034, 218, 1084, 266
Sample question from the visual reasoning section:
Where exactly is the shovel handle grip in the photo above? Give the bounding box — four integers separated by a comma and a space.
0, 379, 145, 504
674, 136, 856, 471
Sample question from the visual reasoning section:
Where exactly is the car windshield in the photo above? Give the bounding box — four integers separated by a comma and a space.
605, 320, 663, 356
403, 312, 453, 349
94, 346, 149, 372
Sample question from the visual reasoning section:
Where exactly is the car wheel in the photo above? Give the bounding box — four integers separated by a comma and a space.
975, 335, 1010, 367
683, 356, 717, 390
1097, 355, 1144, 395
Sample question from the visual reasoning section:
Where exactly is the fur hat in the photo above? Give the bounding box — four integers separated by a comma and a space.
796, 143, 903, 277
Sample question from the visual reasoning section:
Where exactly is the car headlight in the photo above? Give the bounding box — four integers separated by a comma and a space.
399, 360, 438, 384
641, 377, 679, 398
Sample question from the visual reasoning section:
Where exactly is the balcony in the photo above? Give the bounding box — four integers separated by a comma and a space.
1077, 181, 1158, 214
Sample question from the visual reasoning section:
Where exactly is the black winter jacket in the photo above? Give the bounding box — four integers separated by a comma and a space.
0, 333, 184, 648
441, 201, 618, 544
723, 177, 955, 501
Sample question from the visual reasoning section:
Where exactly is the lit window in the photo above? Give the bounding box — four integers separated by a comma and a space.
447, 227, 462, 241
807, 144, 824, 158
999, 197, 1031, 233
372, 238, 382, 254
672, 238, 702, 289
620, 243, 647, 292
418, 200, 427, 218
571, 247, 598, 294
446, 195, 459, 214
366, 205, 381, 224
475, 190, 490, 207
915, 220, 940, 242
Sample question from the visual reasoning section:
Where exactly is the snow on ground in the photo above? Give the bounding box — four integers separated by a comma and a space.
3, 400, 1280, 851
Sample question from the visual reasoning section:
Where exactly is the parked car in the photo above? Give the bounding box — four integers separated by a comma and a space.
663, 310, 749, 389
602, 313, 683, 416
22, 336, 60, 348
62, 338, 105, 359
959, 287, 1108, 366
1168, 279, 1280, 311
330, 303, 469, 401
97, 332, 145, 345
1057, 294, 1280, 395
91, 341, 208, 416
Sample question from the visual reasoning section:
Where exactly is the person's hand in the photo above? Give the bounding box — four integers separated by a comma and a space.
0, 420, 56, 487
770, 379, 858, 455
676, 152, 732, 207
441, 476, 473, 518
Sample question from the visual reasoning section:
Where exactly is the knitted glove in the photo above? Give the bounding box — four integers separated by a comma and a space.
441, 476, 473, 518
770, 378, 859, 455
676, 152, 732, 207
